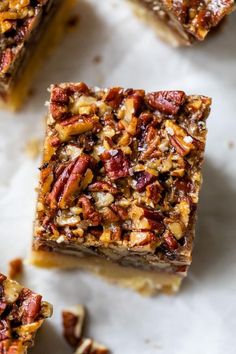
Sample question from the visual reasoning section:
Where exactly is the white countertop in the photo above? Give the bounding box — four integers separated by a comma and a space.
0, 1, 236, 353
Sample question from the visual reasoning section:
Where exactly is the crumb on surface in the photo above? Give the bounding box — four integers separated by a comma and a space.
93, 55, 102, 64
228, 141, 235, 150
66, 14, 80, 30
8, 258, 23, 279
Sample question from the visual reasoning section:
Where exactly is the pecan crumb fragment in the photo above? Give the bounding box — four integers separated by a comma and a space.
101, 149, 130, 180
74, 338, 109, 354
62, 305, 109, 354
8, 258, 23, 280
136, 171, 157, 192
146, 91, 186, 115
63, 305, 85, 348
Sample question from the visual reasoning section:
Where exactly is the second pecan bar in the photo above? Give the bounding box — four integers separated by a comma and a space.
32, 82, 211, 295
0, 273, 52, 353
127, 0, 235, 46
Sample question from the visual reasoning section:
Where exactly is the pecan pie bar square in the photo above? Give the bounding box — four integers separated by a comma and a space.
32, 82, 211, 296
0, 273, 52, 353
0, 0, 75, 110
127, 0, 235, 46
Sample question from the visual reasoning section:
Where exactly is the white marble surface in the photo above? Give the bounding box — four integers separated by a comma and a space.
0, 1, 236, 353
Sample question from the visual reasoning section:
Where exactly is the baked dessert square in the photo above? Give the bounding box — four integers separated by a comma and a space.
127, 0, 235, 46
0, 0, 75, 110
0, 273, 52, 353
32, 82, 211, 296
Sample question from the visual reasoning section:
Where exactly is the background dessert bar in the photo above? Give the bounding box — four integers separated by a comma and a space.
127, 0, 235, 46
0, 0, 75, 110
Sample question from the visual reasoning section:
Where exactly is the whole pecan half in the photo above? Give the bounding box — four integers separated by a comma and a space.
58, 156, 91, 209
146, 91, 186, 115
20, 289, 42, 325
47, 155, 91, 209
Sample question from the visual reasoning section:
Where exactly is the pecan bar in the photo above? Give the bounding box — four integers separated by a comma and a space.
0, 273, 52, 353
32, 82, 211, 296
0, 0, 75, 110
127, 0, 235, 46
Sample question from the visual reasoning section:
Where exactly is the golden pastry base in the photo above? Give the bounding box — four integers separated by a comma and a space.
30, 250, 183, 296
0, 0, 75, 111
127, 0, 191, 47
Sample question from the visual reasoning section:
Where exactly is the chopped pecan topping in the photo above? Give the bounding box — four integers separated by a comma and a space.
0, 49, 14, 74
51, 86, 69, 104
50, 102, 68, 120
0, 274, 7, 283
55, 115, 99, 142
136, 171, 157, 192
74, 338, 109, 354
101, 149, 130, 180
166, 120, 195, 156
146, 91, 186, 115
146, 181, 162, 203
0, 320, 10, 341
79, 196, 102, 226
101, 207, 120, 223
129, 231, 158, 251
163, 231, 179, 250
88, 181, 119, 194
141, 206, 164, 231
111, 205, 128, 220
104, 87, 123, 109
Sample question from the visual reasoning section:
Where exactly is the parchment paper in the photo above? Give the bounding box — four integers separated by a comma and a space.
0, 1, 236, 353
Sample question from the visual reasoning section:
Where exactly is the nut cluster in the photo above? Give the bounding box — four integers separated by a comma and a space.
0, 273, 52, 353
35, 82, 211, 261
0, 0, 38, 34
